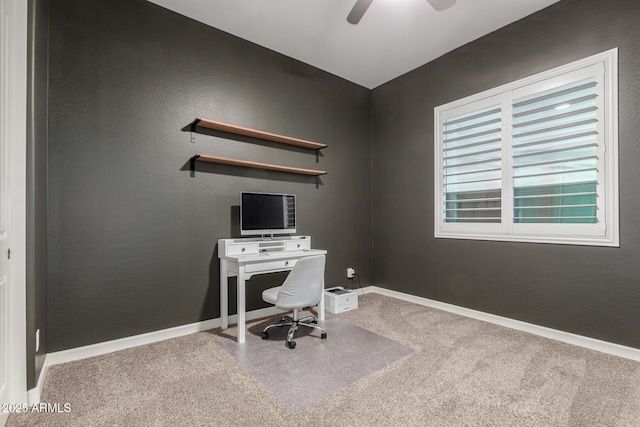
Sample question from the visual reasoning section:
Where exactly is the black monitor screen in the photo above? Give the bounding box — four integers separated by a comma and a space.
241, 192, 296, 235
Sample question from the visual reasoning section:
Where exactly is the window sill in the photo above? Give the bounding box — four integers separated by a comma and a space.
434, 231, 619, 247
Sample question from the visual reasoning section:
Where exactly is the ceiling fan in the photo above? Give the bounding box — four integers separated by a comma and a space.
347, 0, 456, 25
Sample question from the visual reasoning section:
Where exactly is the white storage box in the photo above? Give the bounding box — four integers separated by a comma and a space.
324, 287, 358, 314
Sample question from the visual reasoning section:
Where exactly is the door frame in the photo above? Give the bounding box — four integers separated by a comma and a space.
2, 0, 27, 413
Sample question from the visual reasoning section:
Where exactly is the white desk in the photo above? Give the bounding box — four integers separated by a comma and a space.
218, 236, 327, 343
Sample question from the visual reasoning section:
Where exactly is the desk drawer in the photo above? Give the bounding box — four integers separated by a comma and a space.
227, 243, 259, 256
245, 258, 297, 273
285, 240, 310, 251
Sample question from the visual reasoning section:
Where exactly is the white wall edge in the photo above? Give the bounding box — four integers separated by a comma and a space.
364, 286, 640, 362
6, 0, 29, 408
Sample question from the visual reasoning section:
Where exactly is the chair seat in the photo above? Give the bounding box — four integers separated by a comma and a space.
260, 254, 327, 349
262, 286, 282, 305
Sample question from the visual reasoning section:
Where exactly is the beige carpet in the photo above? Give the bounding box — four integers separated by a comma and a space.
8, 293, 640, 426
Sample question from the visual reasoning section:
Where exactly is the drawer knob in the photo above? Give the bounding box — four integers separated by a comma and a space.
241, 247, 245, 252
285, 261, 289, 266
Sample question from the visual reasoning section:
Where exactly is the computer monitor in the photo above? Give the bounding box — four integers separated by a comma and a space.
240, 192, 296, 236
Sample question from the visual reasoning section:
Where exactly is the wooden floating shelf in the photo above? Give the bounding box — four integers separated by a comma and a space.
193, 118, 327, 150
193, 154, 327, 176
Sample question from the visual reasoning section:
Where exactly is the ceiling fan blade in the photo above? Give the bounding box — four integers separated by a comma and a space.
426, 0, 456, 12
347, 0, 374, 25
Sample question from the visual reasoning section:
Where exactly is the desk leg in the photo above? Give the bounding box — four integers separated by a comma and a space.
318, 277, 325, 321
237, 267, 246, 344
220, 260, 228, 330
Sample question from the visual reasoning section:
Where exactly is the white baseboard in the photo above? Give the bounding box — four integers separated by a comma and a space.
364, 286, 640, 362
27, 306, 284, 403
26, 356, 49, 405
28, 287, 640, 404
46, 306, 284, 366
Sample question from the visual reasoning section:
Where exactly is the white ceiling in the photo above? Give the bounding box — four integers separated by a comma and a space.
148, 0, 561, 89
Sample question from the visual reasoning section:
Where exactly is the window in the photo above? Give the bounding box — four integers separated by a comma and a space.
434, 49, 618, 246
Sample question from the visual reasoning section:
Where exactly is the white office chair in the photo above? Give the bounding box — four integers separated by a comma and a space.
261, 254, 327, 349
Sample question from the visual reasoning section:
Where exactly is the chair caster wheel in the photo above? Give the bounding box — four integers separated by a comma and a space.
321, 332, 327, 340
262, 331, 269, 340
286, 340, 296, 349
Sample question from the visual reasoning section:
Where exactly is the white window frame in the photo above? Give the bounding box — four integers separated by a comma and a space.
434, 49, 619, 247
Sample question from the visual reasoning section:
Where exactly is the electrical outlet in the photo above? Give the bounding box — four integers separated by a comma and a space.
347, 267, 355, 279
36, 329, 40, 352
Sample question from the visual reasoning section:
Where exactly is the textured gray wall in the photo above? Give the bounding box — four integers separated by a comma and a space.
47, 0, 372, 351
42, 0, 640, 361
371, 0, 640, 348
26, 0, 48, 389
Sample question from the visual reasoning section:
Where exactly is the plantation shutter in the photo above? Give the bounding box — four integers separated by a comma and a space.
435, 50, 616, 245
510, 64, 606, 236
442, 103, 503, 225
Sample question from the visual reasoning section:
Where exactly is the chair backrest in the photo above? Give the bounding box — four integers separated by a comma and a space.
276, 255, 326, 309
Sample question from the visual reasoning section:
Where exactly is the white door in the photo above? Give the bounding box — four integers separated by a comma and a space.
0, 0, 27, 415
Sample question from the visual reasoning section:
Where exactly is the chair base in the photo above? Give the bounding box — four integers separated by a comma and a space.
262, 309, 327, 349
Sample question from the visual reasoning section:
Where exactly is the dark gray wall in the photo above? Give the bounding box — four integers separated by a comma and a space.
26, 0, 48, 389
42, 0, 640, 359
371, 0, 640, 348
47, 0, 372, 351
